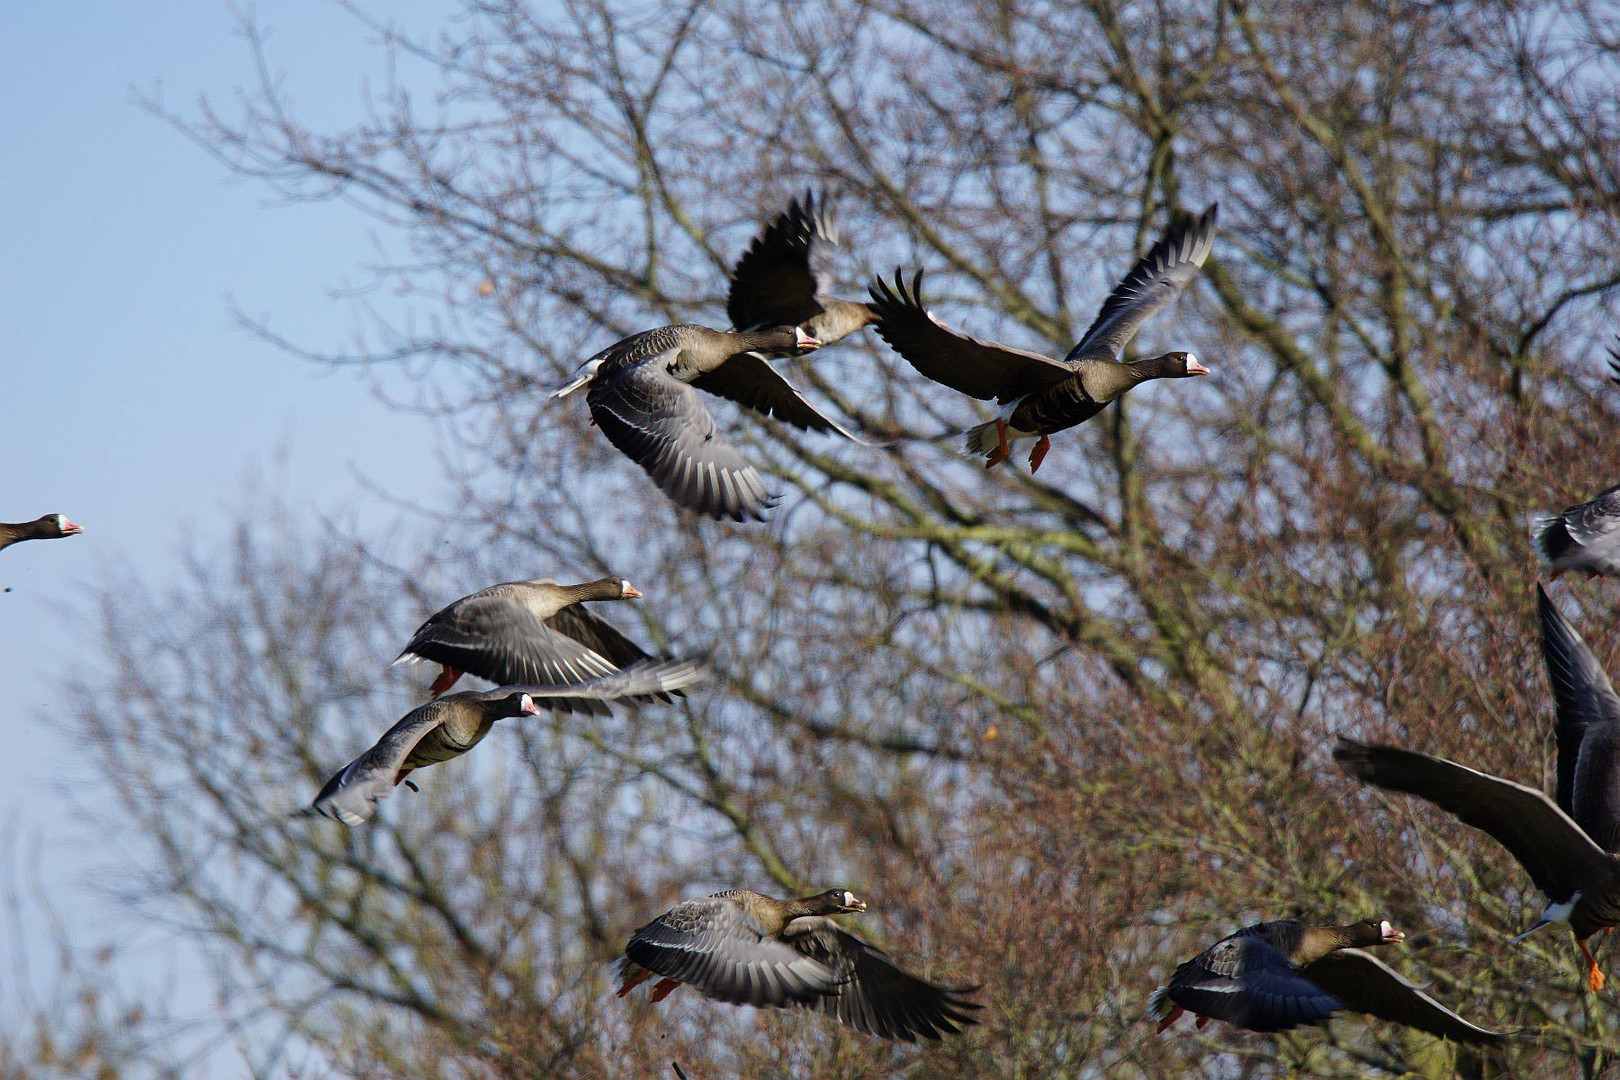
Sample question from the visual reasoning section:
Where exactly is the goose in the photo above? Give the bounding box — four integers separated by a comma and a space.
727, 192, 876, 346
867, 204, 1216, 472
1540, 584, 1620, 853
617, 888, 981, 1042
0, 513, 82, 551
392, 576, 673, 707
1533, 483, 1620, 578
300, 658, 706, 825
1335, 737, 1620, 992
553, 323, 871, 521
1150, 918, 1505, 1043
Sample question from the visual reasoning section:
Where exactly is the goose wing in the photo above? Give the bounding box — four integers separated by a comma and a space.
1334, 737, 1613, 903
867, 270, 1073, 402
1302, 949, 1508, 1045
1539, 585, 1620, 849
623, 896, 844, 1007
727, 192, 835, 332
780, 918, 982, 1041
396, 588, 622, 714
297, 702, 449, 826
543, 603, 680, 703
1066, 203, 1217, 362
586, 360, 776, 522
489, 657, 707, 707
1162, 928, 1341, 1033
691, 352, 876, 443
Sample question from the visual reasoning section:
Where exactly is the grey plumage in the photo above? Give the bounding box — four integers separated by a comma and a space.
553, 323, 853, 521
299, 659, 707, 826
1533, 484, 1620, 578
618, 888, 980, 1042
1539, 585, 1620, 852
393, 577, 674, 711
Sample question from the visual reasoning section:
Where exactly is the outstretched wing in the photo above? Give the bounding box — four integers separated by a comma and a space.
489, 657, 707, 707
691, 352, 878, 444
586, 361, 777, 522
624, 897, 844, 1007
1164, 929, 1342, 1033
297, 703, 447, 826
781, 917, 982, 1041
867, 269, 1073, 403
1539, 585, 1620, 849
1067, 203, 1218, 362
727, 191, 835, 332
1334, 737, 1613, 903
1303, 949, 1507, 1045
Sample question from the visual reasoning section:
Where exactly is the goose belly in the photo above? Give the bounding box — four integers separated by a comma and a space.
1010, 380, 1107, 435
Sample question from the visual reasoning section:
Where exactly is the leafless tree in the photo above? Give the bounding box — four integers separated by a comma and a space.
46, 0, 1620, 1076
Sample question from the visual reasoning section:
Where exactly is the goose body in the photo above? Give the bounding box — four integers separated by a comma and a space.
1534, 483, 1620, 578
553, 323, 866, 521
727, 191, 876, 345
1150, 918, 1503, 1043
618, 887, 981, 1041
0, 513, 82, 551
392, 576, 673, 708
300, 659, 706, 825
868, 204, 1216, 472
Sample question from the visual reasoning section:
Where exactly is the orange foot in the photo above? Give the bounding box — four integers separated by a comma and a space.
429, 665, 464, 697
984, 419, 1011, 469
617, 968, 653, 998
1028, 434, 1052, 473
1155, 1005, 1184, 1034
1580, 938, 1606, 992
650, 978, 683, 1003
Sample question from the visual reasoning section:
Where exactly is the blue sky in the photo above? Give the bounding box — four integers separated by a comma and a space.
0, 0, 458, 1027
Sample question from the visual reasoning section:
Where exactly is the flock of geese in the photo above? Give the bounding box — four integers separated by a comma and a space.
9, 191, 1620, 1054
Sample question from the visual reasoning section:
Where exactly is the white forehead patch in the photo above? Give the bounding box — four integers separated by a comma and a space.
55, 514, 68, 530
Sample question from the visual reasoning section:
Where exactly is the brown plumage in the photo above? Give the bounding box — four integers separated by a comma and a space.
1150, 918, 1506, 1043
392, 576, 674, 709
868, 204, 1216, 472
727, 191, 877, 345
618, 888, 981, 1042
0, 513, 82, 551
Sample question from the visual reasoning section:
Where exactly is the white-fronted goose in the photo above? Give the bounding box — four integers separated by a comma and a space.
0, 513, 83, 552
868, 204, 1216, 472
301, 659, 706, 825
1534, 483, 1620, 578
727, 192, 876, 346
552, 323, 873, 521
1150, 918, 1504, 1043
618, 888, 981, 1042
1540, 584, 1620, 852
1335, 737, 1620, 991
392, 576, 674, 709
